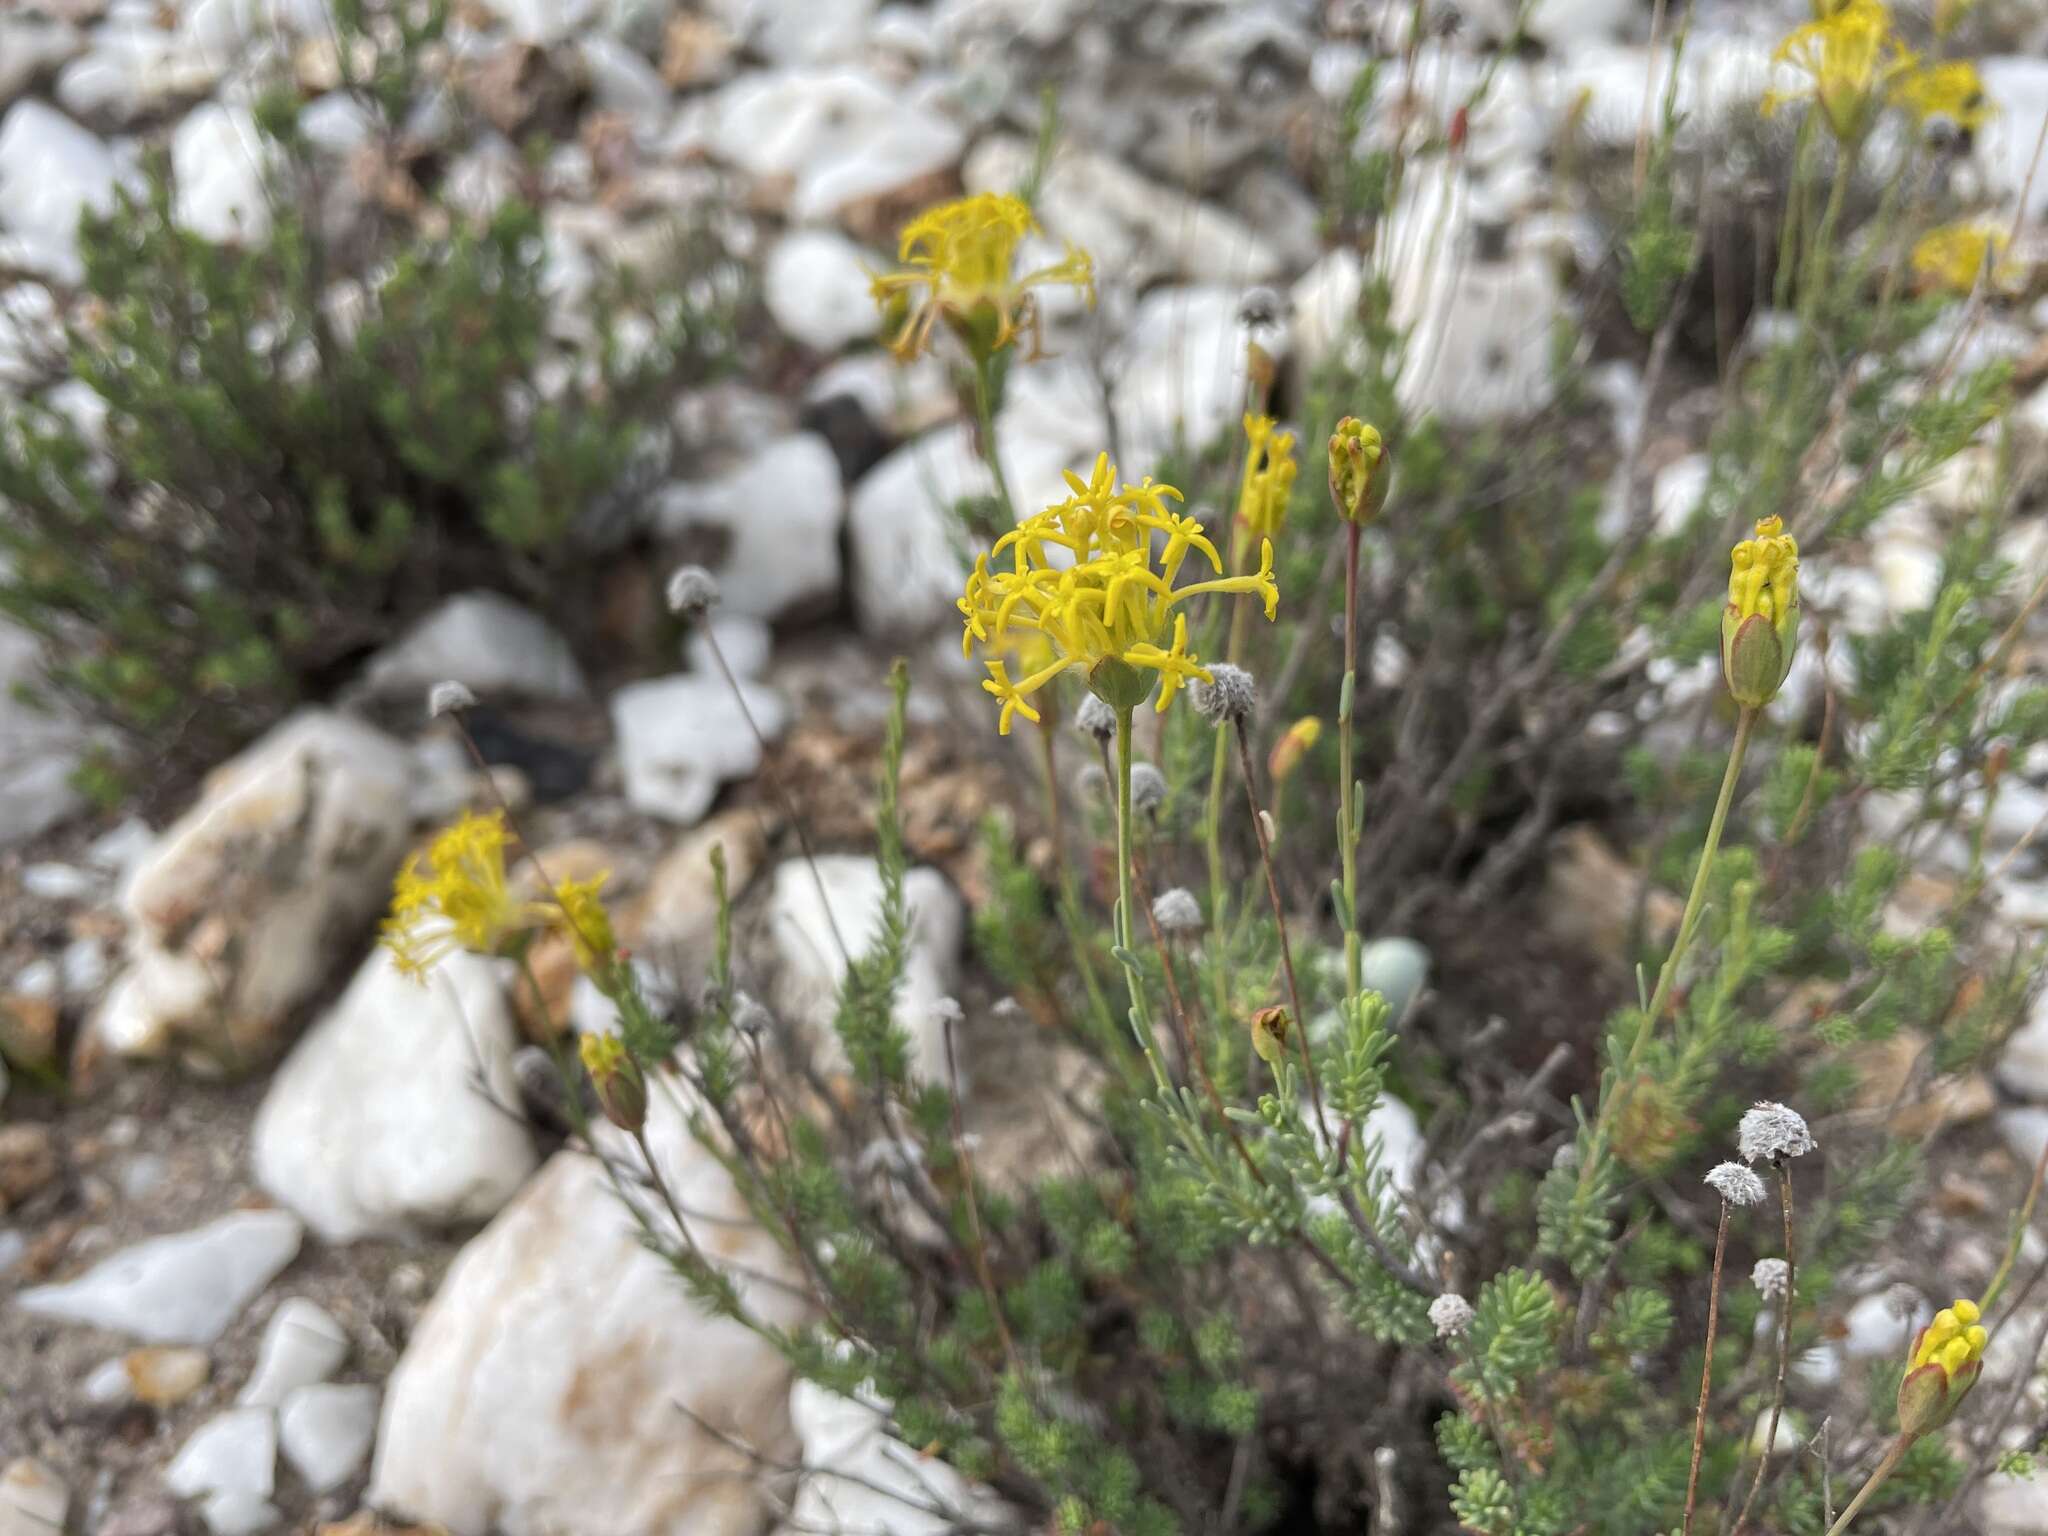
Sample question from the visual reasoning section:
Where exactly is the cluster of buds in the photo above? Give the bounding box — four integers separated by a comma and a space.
1896, 1297, 1987, 1438
1722, 517, 1801, 709
1327, 417, 1388, 525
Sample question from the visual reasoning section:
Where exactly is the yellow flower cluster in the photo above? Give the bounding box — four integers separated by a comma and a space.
869, 192, 1094, 363
1235, 415, 1298, 544
1912, 1298, 1988, 1375
1764, 0, 1992, 141
1911, 220, 2013, 294
959, 454, 1279, 734
381, 810, 619, 982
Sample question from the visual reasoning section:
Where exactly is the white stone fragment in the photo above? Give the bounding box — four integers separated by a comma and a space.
238, 1298, 350, 1408
279, 1383, 379, 1493
17, 1210, 302, 1345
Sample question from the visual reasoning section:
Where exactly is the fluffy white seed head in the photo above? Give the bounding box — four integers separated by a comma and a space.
427, 680, 477, 718
1429, 1293, 1475, 1339
1753, 1258, 1791, 1301
1131, 763, 1167, 815
666, 564, 721, 618
1192, 664, 1257, 727
1151, 888, 1203, 933
1738, 1101, 1815, 1164
1075, 694, 1117, 742
1705, 1162, 1768, 1207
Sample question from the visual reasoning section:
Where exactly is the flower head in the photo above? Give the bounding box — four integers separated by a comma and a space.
1898, 1297, 1988, 1437
1737, 1100, 1816, 1163
1762, 0, 1916, 142
871, 192, 1094, 363
1430, 1293, 1476, 1339
382, 811, 550, 980
1075, 693, 1118, 743
1722, 517, 1801, 708
1236, 415, 1298, 544
666, 565, 721, 618
579, 1030, 647, 1133
1151, 888, 1204, 933
1911, 221, 2015, 295
958, 453, 1278, 733
1131, 762, 1167, 816
1192, 663, 1257, 727
553, 873, 618, 975
1893, 59, 1993, 129
1327, 417, 1387, 525
428, 680, 477, 718
1706, 1162, 1769, 1207
1753, 1258, 1791, 1300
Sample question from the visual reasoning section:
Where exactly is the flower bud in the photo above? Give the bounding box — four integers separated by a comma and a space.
1721, 517, 1800, 709
1249, 1005, 1291, 1068
1268, 717, 1322, 783
1327, 417, 1388, 525
579, 1031, 647, 1134
1897, 1297, 1987, 1438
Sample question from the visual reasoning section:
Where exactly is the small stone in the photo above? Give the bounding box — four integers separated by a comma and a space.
1360, 938, 1430, 1027
126, 1345, 211, 1406
171, 104, 271, 245
611, 674, 789, 826
0, 1459, 67, 1536
279, 1384, 379, 1493
251, 948, 537, 1244
763, 229, 880, 352
238, 1299, 350, 1408
684, 615, 772, 681
22, 862, 94, 901
93, 1496, 179, 1536
0, 993, 59, 1070
651, 434, 844, 622
359, 592, 587, 706
17, 1209, 302, 1345
1842, 1287, 1923, 1361
0, 1124, 57, 1209
0, 100, 121, 283
165, 1409, 278, 1536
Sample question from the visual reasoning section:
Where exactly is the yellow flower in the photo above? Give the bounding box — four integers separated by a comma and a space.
1893, 58, 1994, 128
1721, 516, 1801, 709
958, 453, 1279, 734
1236, 415, 1298, 545
1911, 220, 2014, 294
870, 192, 1095, 363
1897, 1297, 1987, 1436
1762, 0, 1914, 142
382, 811, 551, 980
553, 874, 619, 975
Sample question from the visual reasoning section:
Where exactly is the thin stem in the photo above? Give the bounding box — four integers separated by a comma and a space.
1732, 1162, 1798, 1536
1582, 707, 1756, 1191
1114, 706, 1170, 1092
1683, 1202, 1733, 1536
1822, 1436, 1910, 1536
971, 353, 1015, 525
943, 1014, 1020, 1375
1036, 720, 1120, 1050
1233, 718, 1323, 1131
1983, 1118, 2048, 1312
1204, 727, 1234, 1030
1339, 520, 1364, 997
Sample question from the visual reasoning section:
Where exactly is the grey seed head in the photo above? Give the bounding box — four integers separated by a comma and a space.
1151, 887, 1203, 933
1738, 1101, 1815, 1164
427, 680, 477, 718
1192, 664, 1257, 727
1075, 694, 1117, 742
666, 564, 721, 618
1130, 762, 1167, 815
1705, 1162, 1768, 1207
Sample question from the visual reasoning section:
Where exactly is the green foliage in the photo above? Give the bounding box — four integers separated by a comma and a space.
0, 24, 735, 766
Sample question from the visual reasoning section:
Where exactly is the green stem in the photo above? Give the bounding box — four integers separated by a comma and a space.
1204, 727, 1233, 1023
972, 353, 1015, 525
1583, 706, 1756, 1188
1115, 707, 1170, 1092
1823, 1436, 1911, 1536
1339, 520, 1363, 997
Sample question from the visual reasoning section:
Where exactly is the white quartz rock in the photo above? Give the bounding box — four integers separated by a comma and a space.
238, 1298, 350, 1408
369, 1090, 806, 1536
0, 100, 122, 283
763, 229, 881, 352
611, 674, 788, 825
0, 1459, 68, 1536
279, 1383, 379, 1493
359, 590, 587, 704
767, 855, 964, 1086
252, 948, 538, 1243
96, 710, 413, 1066
17, 1210, 301, 1345
784, 1382, 1008, 1536
166, 1408, 278, 1536
172, 103, 271, 244
651, 434, 843, 622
